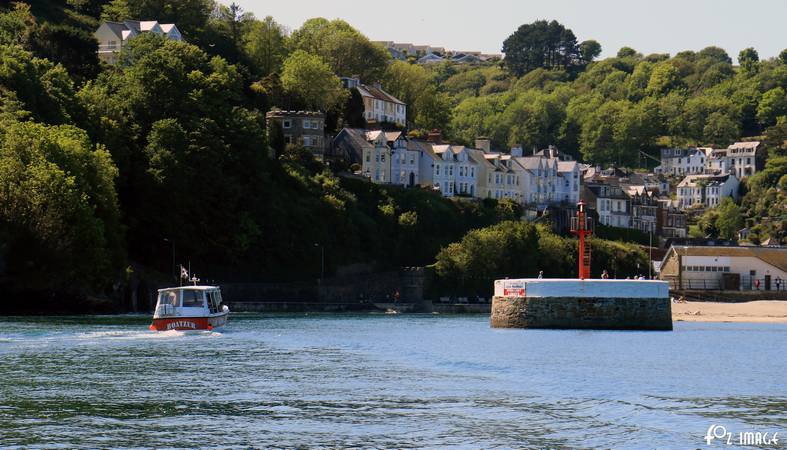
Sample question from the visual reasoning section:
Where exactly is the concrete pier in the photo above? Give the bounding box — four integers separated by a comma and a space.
491, 279, 672, 330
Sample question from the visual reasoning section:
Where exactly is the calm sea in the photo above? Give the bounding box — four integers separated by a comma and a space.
0, 314, 785, 449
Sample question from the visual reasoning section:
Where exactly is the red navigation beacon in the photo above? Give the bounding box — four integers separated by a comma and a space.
570, 200, 594, 280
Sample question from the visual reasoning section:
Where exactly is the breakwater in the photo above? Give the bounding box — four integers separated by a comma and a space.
491, 279, 672, 330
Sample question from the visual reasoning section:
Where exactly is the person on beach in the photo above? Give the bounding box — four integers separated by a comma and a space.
538, 270, 543, 279
601, 270, 609, 279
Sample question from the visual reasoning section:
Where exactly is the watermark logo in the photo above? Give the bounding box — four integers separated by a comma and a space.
705, 424, 780, 447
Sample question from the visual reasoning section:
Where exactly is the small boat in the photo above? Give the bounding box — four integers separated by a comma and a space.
150, 285, 229, 331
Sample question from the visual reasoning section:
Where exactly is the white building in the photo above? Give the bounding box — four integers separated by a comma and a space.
95, 20, 182, 64
387, 132, 420, 187
657, 148, 706, 176
556, 160, 580, 204
583, 182, 631, 228
428, 145, 479, 197
726, 141, 760, 179
676, 174, 739, 208
659, 245, 787, 291
340, 78, 406, 127
361, 131, 392, 184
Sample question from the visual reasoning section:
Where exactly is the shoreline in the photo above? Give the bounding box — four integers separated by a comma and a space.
672, 301, 787, 323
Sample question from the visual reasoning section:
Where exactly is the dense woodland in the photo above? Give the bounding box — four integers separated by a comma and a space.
0, 0, 784, 305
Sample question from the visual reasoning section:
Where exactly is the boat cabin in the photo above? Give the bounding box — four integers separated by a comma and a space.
154, 286, 224, 317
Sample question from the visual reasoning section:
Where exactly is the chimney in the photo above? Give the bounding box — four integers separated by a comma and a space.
548, 145, 557, 158
510, 145, 523, 157
533, 145, 538, 156
475, 137, 491, 153
427, 129, 442, 144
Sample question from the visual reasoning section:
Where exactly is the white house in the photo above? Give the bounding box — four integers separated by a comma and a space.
361, 131, 392, 184
95, 20, 182, 64
583, 182, 631, 228
659, 245, 787, 291
556, 160, 580, 204
676, 174, 739, 209
387, 132, 420, 187
428, 145, 478, 197
726, 141, 760, 179
344, 80, 406, 127
657, 148, 707, 176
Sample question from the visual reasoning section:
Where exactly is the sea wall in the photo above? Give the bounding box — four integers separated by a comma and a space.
491, 279, 672, 330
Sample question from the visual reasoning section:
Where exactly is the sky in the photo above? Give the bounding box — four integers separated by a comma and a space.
238, 0, 787, 62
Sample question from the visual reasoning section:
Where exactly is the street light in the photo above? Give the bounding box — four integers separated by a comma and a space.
314, 243, 324, 285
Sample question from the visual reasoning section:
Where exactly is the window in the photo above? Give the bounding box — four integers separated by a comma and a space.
182, 290, 204, 308
158, 291, 179, 307
471, 168, 475, 177
381, 154, 385, 162
283, 120, 291, 129
724, 267, 730, 272
302, 119, 310, 129
365, 152, 370, 163
284, 136, 292, 144
436, 165, 440, 175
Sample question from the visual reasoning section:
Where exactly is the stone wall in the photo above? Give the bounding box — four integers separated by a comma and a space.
491, 296, 672, 330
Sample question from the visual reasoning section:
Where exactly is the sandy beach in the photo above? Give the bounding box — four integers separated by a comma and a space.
672, 301, 787, 323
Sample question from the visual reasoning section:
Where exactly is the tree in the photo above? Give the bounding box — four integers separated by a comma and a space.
0, 3, 35, 47
646, 63, 683, 96
780, 49, 787, 65
342, 87, 366, 129
289, 18, 389, 82
242, 16, 288, 77
280, 50, 346, 111
738, 47, 759, 74
0, 120, 122, 292
715, 197, 743, 239
502, 20, 582, 76
703, 111, 740, 147
697, 46, 732, 64
756, 87, 787, 126
617, 47, 642, 59
579, 39, 602, 65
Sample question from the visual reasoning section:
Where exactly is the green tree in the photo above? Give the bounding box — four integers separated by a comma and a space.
280, 50, 346, 111
738, 47, 759, 74
0, 3, 36, 47
703, 111, 739, 147
780, 49, 787, 65
242, 16, 288, 77
342, 87, 366, 129
0, 120, 122, 292
579, 39, 602, 65
646, 62, 683, 96
502, 20, 582, 76
616, 47, 642, 59
756, 87, 787, 126
715, 197, 743, 239
289, 18, 389, 82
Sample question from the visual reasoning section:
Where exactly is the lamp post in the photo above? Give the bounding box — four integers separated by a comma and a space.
163, 238, 175, 283
314, 243, 324, 285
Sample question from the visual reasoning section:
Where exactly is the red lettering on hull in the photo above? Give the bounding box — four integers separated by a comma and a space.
150, 315, 227, 331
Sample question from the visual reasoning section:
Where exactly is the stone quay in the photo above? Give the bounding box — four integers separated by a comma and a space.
491, 279, 672, 330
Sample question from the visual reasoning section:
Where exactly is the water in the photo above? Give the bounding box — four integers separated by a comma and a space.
0, 314, 785, 449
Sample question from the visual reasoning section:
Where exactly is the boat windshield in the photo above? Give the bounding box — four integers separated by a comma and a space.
158, 291, 179, 308
181, 290, 205, 308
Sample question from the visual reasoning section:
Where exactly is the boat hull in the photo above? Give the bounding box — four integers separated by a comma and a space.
150, 313, 228, 331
